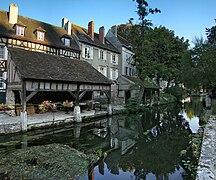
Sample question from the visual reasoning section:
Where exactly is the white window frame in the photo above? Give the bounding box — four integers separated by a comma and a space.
85, 46, 90, 58
0, 46, 3, 60
99, 50, 104, 60
16, 25, 25, 36
37, 31, 45, 41
98, 66, 107, 77
111, 54, 118, 65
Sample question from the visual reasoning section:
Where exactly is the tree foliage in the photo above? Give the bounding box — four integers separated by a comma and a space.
182, 34, 216, 92
206, 20, 216, 44
129, 0, 189, 91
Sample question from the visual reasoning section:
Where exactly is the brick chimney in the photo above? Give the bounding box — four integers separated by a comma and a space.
9, 3, 18, 24
99, 26, 105, 44
111, 25, 117, 37
88, 21, 94, 40
62, 18, 71, 35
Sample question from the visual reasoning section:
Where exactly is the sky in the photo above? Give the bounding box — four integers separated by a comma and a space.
0, 0, 215, 46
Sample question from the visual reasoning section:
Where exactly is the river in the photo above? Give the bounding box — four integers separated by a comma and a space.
0, 97, 205, 179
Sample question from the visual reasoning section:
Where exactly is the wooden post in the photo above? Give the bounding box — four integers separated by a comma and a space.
74, 84, 82, 122
21, 80, 27, 131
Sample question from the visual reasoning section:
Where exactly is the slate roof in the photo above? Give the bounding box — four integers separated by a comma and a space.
72, 24, 120, 53
8, 47, 112, 85
117, 34, 131, 47
0, 10, 80, 52
122, 75, 159, 89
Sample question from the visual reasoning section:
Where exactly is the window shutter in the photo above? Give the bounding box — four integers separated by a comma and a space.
98, 49, 100, 59
116, 54, 118, 65
90, 47, 93, 59
116, 69, 118, 79
81, 45, 85, 58
104, 51, 107, 60
104, 67, 107, 77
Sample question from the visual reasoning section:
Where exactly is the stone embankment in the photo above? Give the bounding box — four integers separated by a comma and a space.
196, 115, 216, 180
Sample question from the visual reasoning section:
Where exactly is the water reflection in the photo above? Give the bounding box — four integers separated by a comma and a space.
179, 97, 204, 133
91, 106, 191, 180
0, 99, 203, 179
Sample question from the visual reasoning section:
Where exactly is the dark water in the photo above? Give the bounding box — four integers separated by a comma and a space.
0, 98, 204, 180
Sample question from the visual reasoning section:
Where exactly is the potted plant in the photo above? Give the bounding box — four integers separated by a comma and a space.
38, 100, 52, 113
62, 100, 74, 114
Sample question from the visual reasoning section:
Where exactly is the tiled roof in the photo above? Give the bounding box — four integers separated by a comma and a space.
72, 24, 120, 53
8, 47, 112, 85
117, 34, 130, 47
0, 10, 80, 52
122, 75, 159, 89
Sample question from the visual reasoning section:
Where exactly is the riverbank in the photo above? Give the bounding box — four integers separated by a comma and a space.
0, 105, 125, 134
196, 115, 216, 180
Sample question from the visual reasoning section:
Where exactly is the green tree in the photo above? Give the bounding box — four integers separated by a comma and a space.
128, 0, 190, 102
206, 20, 216, 44
137, 26, 189, 87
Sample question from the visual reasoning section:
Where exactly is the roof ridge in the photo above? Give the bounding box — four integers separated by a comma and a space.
0, 9, 65, 30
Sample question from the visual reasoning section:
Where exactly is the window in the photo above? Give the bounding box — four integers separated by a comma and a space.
37, 31, 45, 41
0, 47, 3, 60
16, 25, 25, 36
98, 66, 107, 77
112, 55, 115, 63
111, 68, 118, 80
99, 50, 104, 60
64, 38, 70, 46
85, 47, 90, 58
125, 67, 128, 75
61, 37, 71, 46
99, 50, 106, 60
111, 54, 118, 65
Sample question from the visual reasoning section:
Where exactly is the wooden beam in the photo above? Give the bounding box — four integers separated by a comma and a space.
69, 91, 76, 99
26, 90, 38, 102
21, 80, 26, 112
79, 91, 86, 100
104, 90, 110, 99
75, 84, 80, 106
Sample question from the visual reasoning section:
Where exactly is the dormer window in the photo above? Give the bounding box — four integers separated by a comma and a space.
37, 31, 44, 41
16, 25, 25, 36
61, 35, 71, 46
14, 21, 26, 36
35, 27, 46, 41
64, 38, 71, 46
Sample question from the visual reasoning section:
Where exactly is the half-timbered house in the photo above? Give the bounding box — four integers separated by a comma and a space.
0, 4, 81, 103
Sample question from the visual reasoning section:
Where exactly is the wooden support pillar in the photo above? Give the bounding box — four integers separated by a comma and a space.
21, 80, 27, 132
74, 84, 82, 122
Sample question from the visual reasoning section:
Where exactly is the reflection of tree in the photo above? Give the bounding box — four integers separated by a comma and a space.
105, 106, 191, 179
184, 97, 203, 118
